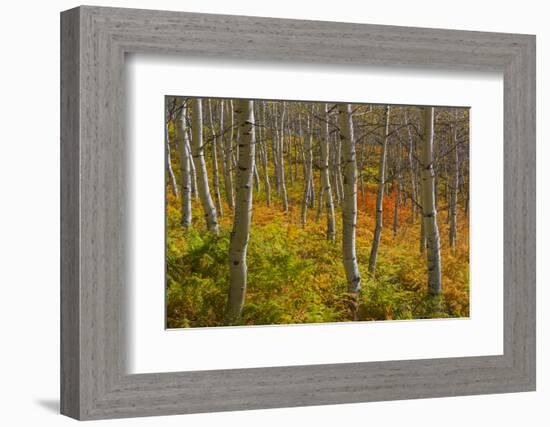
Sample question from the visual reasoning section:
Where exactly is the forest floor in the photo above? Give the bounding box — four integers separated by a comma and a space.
166, 170, 470, 328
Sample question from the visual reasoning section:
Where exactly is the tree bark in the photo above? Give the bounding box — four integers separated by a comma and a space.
183, 122, 199, 201
368, 106, 391, 273
300, 113, 313, 225
207, 100, 223, 217
278, 103, 289, 212
190, 98, 219, 234
420, 106, 442, 294
270, 104, 281, 195
321, 103, 336, 241
335, 134, 344, 206
179, 103, 192, 227
405, 111, 418, 223
449, 110, 459, 250
259, 102, 271, 206
165, 121, 179, 199
338, 103, 361, 318
225, 99, 256, 325
330, 132, 341, 205
223, 100, 235, 209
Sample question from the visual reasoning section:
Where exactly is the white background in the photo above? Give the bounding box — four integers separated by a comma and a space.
128, 56, 503, 373
0, 0, 547, 426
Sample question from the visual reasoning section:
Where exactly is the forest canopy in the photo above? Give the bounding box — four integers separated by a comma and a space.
165, 97, 470, 328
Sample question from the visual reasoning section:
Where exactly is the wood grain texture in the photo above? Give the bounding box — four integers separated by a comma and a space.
60, 7, 80, 419
60, 5, 536, 420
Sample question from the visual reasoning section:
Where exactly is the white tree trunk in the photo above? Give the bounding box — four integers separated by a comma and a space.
330, 132, 341, 205
405, 111, 418, 223
207, 100, 223, 217
190, 98, 219, 234
179, 103, 192, 227
338, 103, 361, 318
225, 99, 256, 325
300, 114, 313, 225
217, 100, 229, 213
270, 104, 280, 193
321, 103, 336, 241
335, 134, 344, 206
259, 102, 271, 206
368, 106, 391, 273
449, 110, 459, 250
253, 163, 260, 192
278, 103, 289, 212
184, 123, 199, 201
420, 107, 442, 294
165, 122, 179, 198
223, 100, 235, 209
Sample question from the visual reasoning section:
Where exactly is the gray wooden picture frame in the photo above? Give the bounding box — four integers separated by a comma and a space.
60, 5, 536, 421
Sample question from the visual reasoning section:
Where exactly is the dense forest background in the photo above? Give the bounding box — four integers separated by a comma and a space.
165, 97, 470, 328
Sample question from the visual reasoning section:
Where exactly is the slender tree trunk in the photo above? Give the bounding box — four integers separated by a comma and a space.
336, 134, 344, 206
190, 98, 219, 234
287, 120, 294, 186
358, 140, 365, 198
179, 104, 192, 227
225, 100, 256, 325
393, 126, 402, 236
420, 213, 426, 253
420, 107, 442, 294
330, 133, 341, 205
368, 106, 391, 273
253, 163, 260, 192
316, 183, 324, 222
393, 178, 401, 237
270, 106, 280, 194
183, 121, 199, 201
218, 101, 228, 205
449, 111, 459, 250
278, 103, 289, 212
165, 121, 179, 198
321, 103, 336, 242
207, 100, 223, 217
405, 112, 418, 223
308, 177, 315, 208
338, 103, 361, 319
223, 100, 235, 209
259, 102, 271, 206
300, 114, 313, 225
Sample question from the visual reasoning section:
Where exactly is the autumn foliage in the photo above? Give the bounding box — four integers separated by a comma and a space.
165, 100, 469, 328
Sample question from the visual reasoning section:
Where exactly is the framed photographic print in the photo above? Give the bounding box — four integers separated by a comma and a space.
61, 5, 536, 420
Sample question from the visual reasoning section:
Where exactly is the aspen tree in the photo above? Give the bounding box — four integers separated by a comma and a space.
179, 103, 192, 227
321, 103, 336, 242
449, 110, 459, 250
223, 100, 235, 209
300, 113, 313, 225
420, 106, 442, 294
330, 131, 341, 205
165, 121, 179, 199
278, 103, 289, 212
258, 101, 271, 206
207, 100, 223, 217
335, 133, 344, 206
405, 111, 418, 223
338, 103, 361, 318
216, 101, 229, 212
225, 99, 256, 325
190, 98, 219, 234
368, 106, 391, 273
270, 104, 281, 193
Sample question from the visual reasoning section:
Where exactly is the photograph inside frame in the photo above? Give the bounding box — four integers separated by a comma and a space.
164, 96, 470, 328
